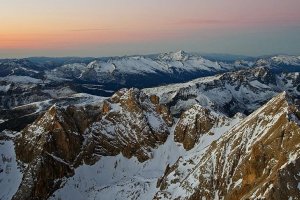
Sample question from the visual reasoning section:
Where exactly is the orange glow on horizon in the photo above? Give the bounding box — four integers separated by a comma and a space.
1, 0, 300, 57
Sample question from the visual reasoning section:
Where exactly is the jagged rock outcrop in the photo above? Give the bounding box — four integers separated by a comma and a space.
82, 88, 172, 163
174, 104, 221, 150
219, 66, 277, 85
144, 66, 300, 117
12, 88, 173, 200
155, 92, 300, 200
13, 105, 94, 200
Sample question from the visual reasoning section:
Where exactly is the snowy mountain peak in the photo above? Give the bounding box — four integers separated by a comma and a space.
155, 92, 300, 199
158, 50, 189, 61
86, 60, 115, 73
255, 55, 300, 70
271, 55, 300, 64
174, 103, 226, 150
173, 50, 188, 60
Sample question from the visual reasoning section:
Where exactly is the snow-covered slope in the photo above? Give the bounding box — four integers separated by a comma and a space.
0, 52, 299, 115
0, 59, 42, 78
47, 50, 238, 78
50, 104, 242, 200
155, 92, 300, 199
44, 51, 246, 91
144, 67, 300, 116
0, 131, 23, 200
255, 55, 300, 72
0, 51, 251, 134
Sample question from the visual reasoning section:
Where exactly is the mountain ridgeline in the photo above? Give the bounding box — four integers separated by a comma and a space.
0, 51, 300, 200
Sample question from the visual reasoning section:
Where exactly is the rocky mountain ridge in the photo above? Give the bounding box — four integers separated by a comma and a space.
0, 51, 250, 131
0, 52, 299, 132
1, 90, 299, 199
144, 66, 300, 116
9, 89, 172, 200
155, 92, 300, 200
1, 52, 299, 110
1, 58, 300, 199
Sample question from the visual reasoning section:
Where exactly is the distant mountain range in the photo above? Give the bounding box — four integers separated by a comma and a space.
0, 51, 299, 107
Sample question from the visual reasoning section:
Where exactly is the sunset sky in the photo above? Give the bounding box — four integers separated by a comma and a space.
1, 0, 300, 58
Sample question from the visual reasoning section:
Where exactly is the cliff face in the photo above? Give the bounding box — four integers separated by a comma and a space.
82, 88, 172, 163
12, 88, 173, 200
155, 92, 300, 200
14, 105, 90, 200
174, 104, 228, 150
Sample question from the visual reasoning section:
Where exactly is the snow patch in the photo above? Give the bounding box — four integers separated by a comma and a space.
0, 135, 23, 200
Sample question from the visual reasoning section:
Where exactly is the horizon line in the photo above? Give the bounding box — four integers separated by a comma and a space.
0, 50, 299, 60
